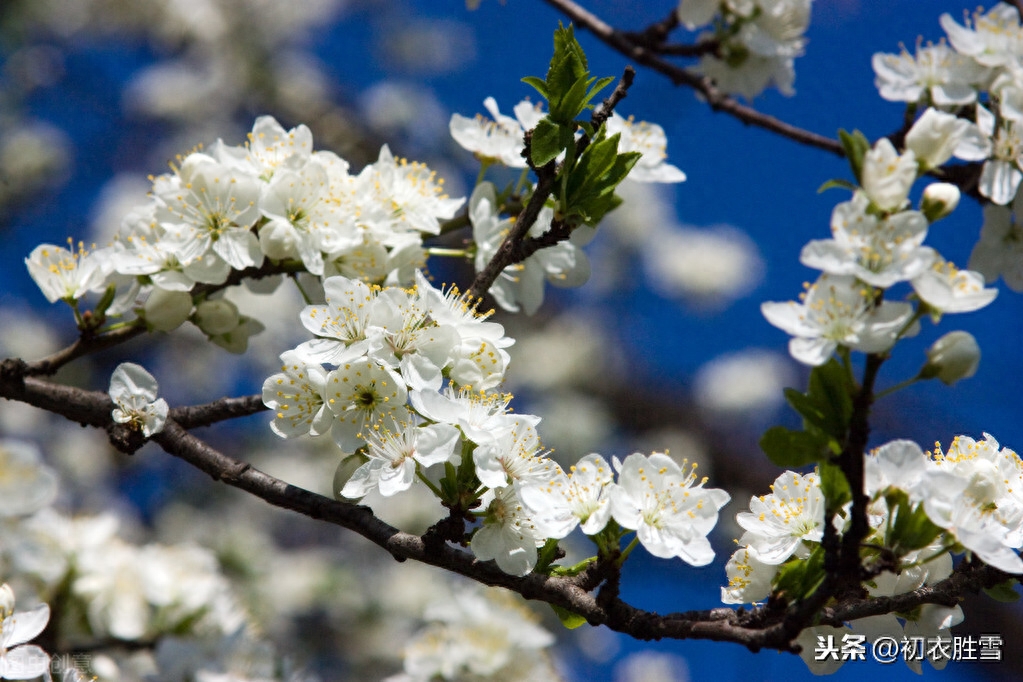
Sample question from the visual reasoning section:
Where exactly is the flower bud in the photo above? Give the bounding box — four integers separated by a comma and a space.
920, 331, 980, 385
921, 183, 961, 222
143, 288, 193, 332
194, 299, 240, 336
334, 452, 369, 502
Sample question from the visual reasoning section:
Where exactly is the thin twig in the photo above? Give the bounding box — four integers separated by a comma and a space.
541, 0, 844, 156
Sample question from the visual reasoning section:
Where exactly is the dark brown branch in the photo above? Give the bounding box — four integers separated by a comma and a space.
541, 0, 844, 156
3, 356, 1018, 656
169, 394, 267, 428
24, 325, 147, 377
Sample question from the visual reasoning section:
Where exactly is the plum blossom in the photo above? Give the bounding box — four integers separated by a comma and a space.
761, 273, 915, 366
25, 240, 110, 304
262, 350, 332, 438
155, 153, 264, 270
449, 97, 530, 168
940, 4, 1023, 69
323, 357, 409, 452
720, 545, 779, 604
472, 420, 558, 489
471, 485, 543, 576
340, 421, 459, 498
0, 584, 50, 680
911, 257, 998, 314
800, 192, 934, 288
609, 452, 730, 565
904, 107, 978, 170
860, 138, 917, 212
471, 182, 590, 315
969, 192, 1023, 290
925, 434, 1023, 562
735, 470, 824, 564
0, 440, 58, 517
605, 112, 686, 183
966, 103, 1023, 205
518, 453, 615, 538
409, 386, 533, 446
397, 587, 556, 681
871, 42, 982, 106
109, 362, 169, 438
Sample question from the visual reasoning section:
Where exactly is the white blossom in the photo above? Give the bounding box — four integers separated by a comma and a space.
109, 362, 169, 438
860, 138, 917, 212
609, 452, 730, 565
761, 273, 915, 366
0, 584, 50, 680
911, 257, 998, 314
471, 485, 543, 576
735, 470, 824, 564
605, 112, 686, 183
800, 193, 934, 288
518, 453, 615, 538
25, 241, 110, 304
872, 43, 982, 105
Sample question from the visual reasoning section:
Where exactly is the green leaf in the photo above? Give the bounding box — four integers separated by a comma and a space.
550, 603, 588, 629
983, 579, 1021, 603
772, 545, 825, 603
819, 461, 851, 514
759, 426, 831, 468
578, 75, 615, 111
551, 73, 593, 123
530, 118, 563, 167
817, 178, 858, 193
807, 359, 853, 441
546, 25, 589, 123
521, 76, 549, 100
838, 128, 871, 184
886, 490, 943, 553
568, 132, 619, 199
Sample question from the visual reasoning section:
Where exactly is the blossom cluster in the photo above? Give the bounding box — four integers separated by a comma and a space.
874, 3, 1023, 206
0, 438, 278, 680
724, 434, 1023, 672
872, 4, 1023, 290
677, 0, 813, 99
25, 115, 464, 349
762, 111, 997, 366
263, 272, 729, 575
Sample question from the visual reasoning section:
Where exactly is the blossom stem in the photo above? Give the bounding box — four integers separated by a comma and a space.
289, 273, 314, 305
616, 536, 640, 566
416, 470, 445, 499
875, 375, 921, 400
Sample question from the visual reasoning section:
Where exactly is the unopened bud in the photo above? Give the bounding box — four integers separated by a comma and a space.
920, 331, 980, 385
144, 288, 193, 332
334, 452, 369, 502
921, 183, 961, 222
194, 299, 240, 336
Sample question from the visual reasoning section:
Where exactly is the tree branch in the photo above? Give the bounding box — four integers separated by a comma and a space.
541, 0, 845, 156
2, 355, 1016, 656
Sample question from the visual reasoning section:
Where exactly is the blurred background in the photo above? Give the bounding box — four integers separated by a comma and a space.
0, 0, 1019, 680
